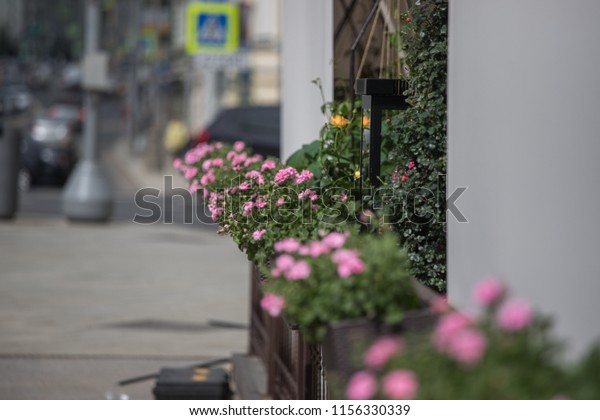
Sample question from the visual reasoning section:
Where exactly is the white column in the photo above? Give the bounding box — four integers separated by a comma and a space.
280, 0, 333, 160
448, 0, 600, 358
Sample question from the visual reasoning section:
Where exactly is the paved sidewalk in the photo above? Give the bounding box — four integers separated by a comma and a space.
0, 140, 250, 399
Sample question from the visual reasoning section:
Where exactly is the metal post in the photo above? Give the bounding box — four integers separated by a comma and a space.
62, 0, 113, 222
0, 125, 20, 219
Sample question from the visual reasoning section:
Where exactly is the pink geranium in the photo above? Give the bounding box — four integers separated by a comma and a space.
276, 197, 285, 207
255, 197, 268, 209
261, 160, 276, 172
447, 328, 487, 365
308, 241, 330, 258
245, 170, 265, 185
298, 189, 318, 201
382, 370, 418, 400
331, 249, 365, 278
274, 238, 301, 253
322, 232, 347, 249
284, 260, 311, 281
242, 201, 254, 217
274, 167, 299, 185
473, 277, 506, 307
346, 371, 377, 400
202, 159, 212, 172
496, 299, 533, 331
188, 180, 199, 194
232, 152, 248, 167
260, 293, 285, 317
275, 255, 296, 271
364, 337, 403, 370
253, 229, 266, 241
239, 182, 250, 191
433, 311, 473, 351
295, 169, 314, 184
184, 167, 198, 180
233, 141, 245, 152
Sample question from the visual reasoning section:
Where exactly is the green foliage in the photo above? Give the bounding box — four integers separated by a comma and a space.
382, 0, 448, 291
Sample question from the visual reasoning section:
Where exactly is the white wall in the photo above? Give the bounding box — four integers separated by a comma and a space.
280, 0, 333, 160
448, 0, 600, 358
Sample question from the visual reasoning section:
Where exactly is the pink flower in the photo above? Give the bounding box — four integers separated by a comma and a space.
298, 189, 318, 201
433, 311, 473, 351
473, 277, 506, 306
275, 255, 296, 271
253, 229, 266, 241
295, 169, 314, 184
322, 232, 347, 249
308, 241, 330, 258
212, 158, 223, 167
297, 246, 310, 256
261, 160, 276, 172
447, 328, 486, 365
244, 154, 264, 167
233, 141, 245, 152
274, 238, 301, 253
189, 180, 200, 194
260, 293, 285, 317
346, 371, 377, 400
173, 158, 182, 170
364, 337, 403, 370
339, 192, 348, 202
401, 175, 408, 182
393, 169, 399, 180
331, 249, 365, 278
210, 207, 223, 222
408, 161, 416, 169
276, 197, 285, 207
232, 152, 248, 167
496, 299, 533, 331
239, 182, 250, 191
245, 170, 265, 185
382, 370, 418, 400
274, 167, 299, 185
202, 159, 212, 172
255, 197, 268, 209
200, 171, 215, 185
284, 260, 311, 281
242, 201, 254, 217
226, 151, 236, 161
184, 167, 198, 180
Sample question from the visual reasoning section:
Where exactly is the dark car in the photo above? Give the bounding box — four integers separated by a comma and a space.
0, 82, 33, 115
20, 116, 80, 189
196, 105, 280, 158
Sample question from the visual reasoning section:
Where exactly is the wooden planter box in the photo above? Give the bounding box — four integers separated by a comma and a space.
246, 264, 442, 400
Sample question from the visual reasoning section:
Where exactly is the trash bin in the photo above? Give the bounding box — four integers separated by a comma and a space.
0, 124, 21, 219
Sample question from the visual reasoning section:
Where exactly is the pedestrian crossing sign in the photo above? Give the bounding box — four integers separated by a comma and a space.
186, 2, 240, 55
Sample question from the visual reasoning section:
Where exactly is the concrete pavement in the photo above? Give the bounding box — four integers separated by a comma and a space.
0, 138, 250, 399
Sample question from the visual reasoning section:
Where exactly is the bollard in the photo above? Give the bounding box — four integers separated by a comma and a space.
0, 124, 20, 219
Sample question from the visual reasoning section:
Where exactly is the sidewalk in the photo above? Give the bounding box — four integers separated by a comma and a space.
0, 139, 250, 399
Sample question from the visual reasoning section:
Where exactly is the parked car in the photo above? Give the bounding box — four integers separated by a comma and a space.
0, 82, 33, 115
20, 115, 80, 189
195, 105, 280, 158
